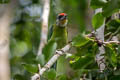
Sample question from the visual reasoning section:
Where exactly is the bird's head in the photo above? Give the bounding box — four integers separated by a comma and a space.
56, 13, 68, 27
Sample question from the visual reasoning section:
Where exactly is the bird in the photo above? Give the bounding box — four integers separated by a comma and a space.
48, 13, 68, 76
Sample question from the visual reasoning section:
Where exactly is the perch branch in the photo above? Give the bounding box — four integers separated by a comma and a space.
31, 43, 71, 80
37, 0, 50, 56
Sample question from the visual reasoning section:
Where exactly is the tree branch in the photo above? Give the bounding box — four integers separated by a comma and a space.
0, 0, 17, 80
31, 43, 71, 80
95, 8, 106, 72
37, 0, 50, 56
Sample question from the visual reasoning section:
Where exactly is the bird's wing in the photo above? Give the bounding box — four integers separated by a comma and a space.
47, 24, 54, 41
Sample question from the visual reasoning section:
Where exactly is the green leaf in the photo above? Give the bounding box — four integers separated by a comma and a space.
36, 54, 45, 66
56, 74, 67, 80
106, 19, 120, 33
13, 74, 26, 80
22, 52, 36, 64
75, 41, 97, 56
91, 0, 120, 17
90, 0, 106, 9
0, 0, 10, 3
105, 45, 117, 67
43, 40, 57, 62
43, 69, 56, 80
72, 34, 89, 47
106, 19, 120, 27
110, 75, 120, 80
92, 12, 105, 30
22, 64, 38, 73
70, 55, 94, 69
102, 0, 120, 17
12, 41, 29, 57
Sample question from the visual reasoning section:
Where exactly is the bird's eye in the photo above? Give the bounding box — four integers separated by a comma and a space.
58, 15, 63, 19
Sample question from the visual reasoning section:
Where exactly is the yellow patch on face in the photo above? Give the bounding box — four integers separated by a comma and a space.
60, 19, 68, 25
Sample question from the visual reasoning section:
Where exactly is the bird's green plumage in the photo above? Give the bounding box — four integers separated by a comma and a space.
48, 24, 68, 76
49, 24, 68, 48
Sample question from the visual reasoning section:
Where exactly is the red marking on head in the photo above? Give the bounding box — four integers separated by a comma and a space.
59, 13, 67, 16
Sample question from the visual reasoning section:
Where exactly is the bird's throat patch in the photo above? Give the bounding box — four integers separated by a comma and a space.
60, 19, 68, 26
56, 19, 68, 27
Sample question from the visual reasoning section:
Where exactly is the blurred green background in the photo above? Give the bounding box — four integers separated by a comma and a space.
1, 0, 119, 80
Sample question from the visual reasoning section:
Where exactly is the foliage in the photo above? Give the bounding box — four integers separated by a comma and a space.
8, 0, 120, 80
0, 0, 9, 3
92, 12, 105, 30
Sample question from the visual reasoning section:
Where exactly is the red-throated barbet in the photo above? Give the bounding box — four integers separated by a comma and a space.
48, 13, 68, 76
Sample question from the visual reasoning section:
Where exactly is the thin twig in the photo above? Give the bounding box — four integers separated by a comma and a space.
107, 27, 120, 41
38, 64, 41, 74
86, 34, 120, 45
103, 41, 120, 44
